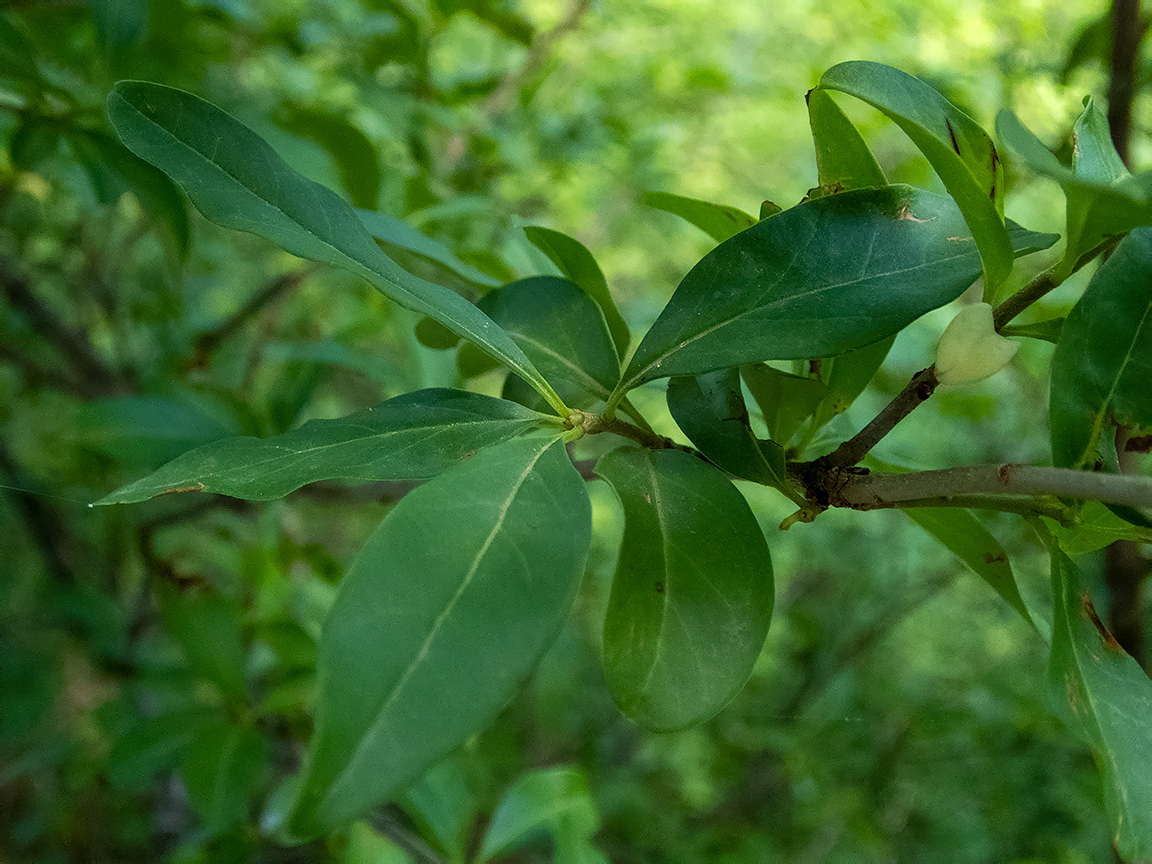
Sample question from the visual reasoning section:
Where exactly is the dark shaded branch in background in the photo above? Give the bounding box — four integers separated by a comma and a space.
0, 341, 88, 394
1107, 0, 1145, 166
191, 266, 316, 364
0, 262, 125, 396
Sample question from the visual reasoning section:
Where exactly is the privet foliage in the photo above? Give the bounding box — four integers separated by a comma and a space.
97, 61, 1152, 857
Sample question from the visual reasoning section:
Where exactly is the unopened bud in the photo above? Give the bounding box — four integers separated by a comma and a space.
935, 302, 1019, 385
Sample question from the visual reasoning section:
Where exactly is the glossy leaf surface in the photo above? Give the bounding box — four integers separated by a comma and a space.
818, 61, 1012, 290
597, 447, 774, 732
618, 186, 1054, 393
806, 87, 887, 193
641, 190, 757, 243
523, 226, 630, 357
95, 389, 551, 504
902, 508, 1032, 626
106, 82, 563, 412
1048, 550, 1152, 860
478, 277, 621, 409
666, 369, 793, 496
288, 434, 591, 836
1050, 228, 1152, 470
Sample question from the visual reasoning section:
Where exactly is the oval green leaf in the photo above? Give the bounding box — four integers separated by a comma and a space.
818, 61, 1013, 291
1050, 228, 1152, 470
106, 81, 565, 414
1048, 549, 1152, 860
287, 434, 592, 836
617, 186, 1053, 394
95, 389, 552, 504
596, 447, 774, 732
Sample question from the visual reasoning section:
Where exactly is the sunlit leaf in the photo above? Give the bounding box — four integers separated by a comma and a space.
95, 389, 552, 504
287, 434, 591, 836
106, 82, 565, 413
818, 61, 1013, 291
641, 190, 757, 243
1050, 228, 1152, 470
1048, 550, 1152, 859
616, 186, 1054, 394
596, 447, 774, 732
806, 87, 887, 193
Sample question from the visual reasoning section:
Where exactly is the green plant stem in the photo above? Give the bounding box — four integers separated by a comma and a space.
576, 412, 696, 453
992, 266, 1059, 330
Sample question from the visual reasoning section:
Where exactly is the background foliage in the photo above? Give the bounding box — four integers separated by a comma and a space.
2, 0, 1147, 861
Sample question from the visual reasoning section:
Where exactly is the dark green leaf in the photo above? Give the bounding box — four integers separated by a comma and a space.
1048, 550, 1152, 860
616, 186, 1054, 394
999, 318, 1064, 344
740, 364, 828, 446
9, 117, 62, 170
287, 434, 591, 836
95, 389, 552, 504
818, 61, 1013, 291
476, 766, 601, 864
596, 447, 774, 732
806, 87, 887, 193
478, 277, 621, 409
641, 190, 757, 243
275, 107, 381, 210
356, 208, 500, 289
77, 395, 234, 470
414, 316, 463, 350
179, 718, 269, 834
1050, 228, 1152, 470
157, 583, 247, 704
106, 82, 564, 412
809, 336, 895, 431
107, 708, 220, 792
399, 757, 476, 863
902, 508, 1032, 626
666, 369, 795, 499
523, 226, 630, 358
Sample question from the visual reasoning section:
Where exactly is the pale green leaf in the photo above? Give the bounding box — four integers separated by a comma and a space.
806, 87, 887, 193
476, 766, 600, 864
641, 190, 757, 243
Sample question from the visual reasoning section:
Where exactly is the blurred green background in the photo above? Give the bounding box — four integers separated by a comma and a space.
1, 0, 1145, 861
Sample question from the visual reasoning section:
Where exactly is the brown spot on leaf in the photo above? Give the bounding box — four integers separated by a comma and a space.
983, 552, 1007, 565
654, 581, 665, 594
1081, 594, 1125, 653
158, 482, 206, 496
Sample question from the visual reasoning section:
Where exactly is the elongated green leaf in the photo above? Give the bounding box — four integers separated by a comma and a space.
523, 226, 630, 358
740, 364, 828, 446
809, 335, 895, 431
641, 190, 757, 243
999, 318, 1064, 344
806, 87, 887, 193
1047, 501, 1152, 555
477, 766, 601, 864
106, 82, 564, 413
478, 277, 621, 409
666, 369, 795, 500
399, 757, 476, 863
902, 508, 1032, 626
1048, 550, 1152, 859
180, 718, 269, 835
95, 389, 551, 504
818, 61, 1013, 291
356, 208, 500, 289
77, 395, 235, 470
275, 107, 381, 210
596, 447, 774, 732
1050, 228, 1152, 470
287, 434, 591, 836
997, 103, 1151, 271
616, 186, 1054, 394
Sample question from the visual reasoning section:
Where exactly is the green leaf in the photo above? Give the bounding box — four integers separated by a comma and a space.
95, 389, 552, 504
90, 0, 149, 54
1050, 228, 1152, 470
275, 107, 381, 210
806, 87, 887, 193
107, 707, 221, 792
356, 208, 500, 289
69, 130, 191, 257
902, 508, 1033, 627
478, 277, 621, 409
596, 447, 774, 732
999, 318, 1064, 344
616, 186, 1054, 395
157, 583, 248, 704
641, 190, 757, 243
666, 369, 795, 500
1047, 501, 1152, 555
1048, 549, 1152, 860
179, 718, 269, 835
740, 364, 828, 446
287, 434, 592, 836
77, 395, 235, 470
809, 336, 895, 431
476, 766, 600, 864
106, 81, 565, 413
997, 104, 1150, 271
399, 756, 476, 863
818, 61, 1013, 292
523, 226, 630, 358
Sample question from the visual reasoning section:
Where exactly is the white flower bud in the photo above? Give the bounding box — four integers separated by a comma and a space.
935, 302, 1019, 385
